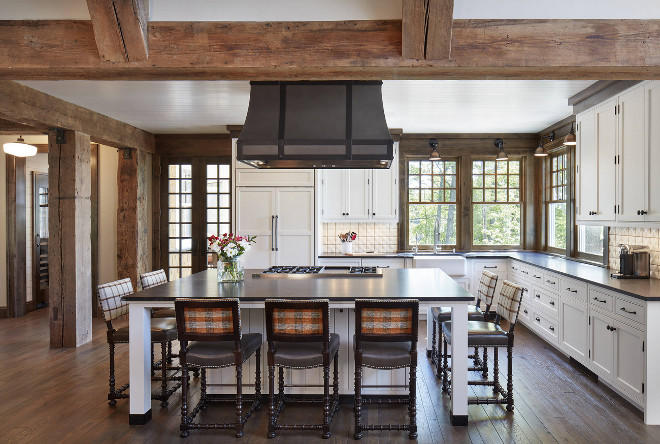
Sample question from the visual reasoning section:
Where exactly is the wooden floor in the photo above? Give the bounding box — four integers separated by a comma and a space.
2, 310, 659, 444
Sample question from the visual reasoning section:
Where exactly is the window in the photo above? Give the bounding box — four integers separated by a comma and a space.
578, 225, 605, 258
167, 164, 193, 280
547, 152, 568, 251
407, 159, 457, 248
472, 159, 522, 247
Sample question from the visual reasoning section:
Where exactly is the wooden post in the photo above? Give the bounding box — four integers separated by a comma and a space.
6, 155, 26, 318
117, 148, 149, 289
48, 129, 92, 348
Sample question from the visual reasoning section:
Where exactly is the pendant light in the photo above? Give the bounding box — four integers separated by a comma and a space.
3, 136, 37, 157
494, 138, 508, 161
429, 138, 441, 161
534, 130, 555, 157
563, 122, 577, 146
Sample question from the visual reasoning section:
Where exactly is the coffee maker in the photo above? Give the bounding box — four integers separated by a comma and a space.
611, 244, 650, 279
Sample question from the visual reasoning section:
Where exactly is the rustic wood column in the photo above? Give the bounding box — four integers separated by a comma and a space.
117, 148, 149, 289
6, 155, 26, 318
48, 129, 92, 348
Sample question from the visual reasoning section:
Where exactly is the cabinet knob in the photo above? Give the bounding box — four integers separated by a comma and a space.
637, 210, 641, 215
523, 309, 528, 314
535, 317, 541, 322
550, 301, 555, 306
641, 210, 648, 215
549, 326, 555, 331
606, 325, 617, 331
372, 212, 375, 216
535, 294, 541, 298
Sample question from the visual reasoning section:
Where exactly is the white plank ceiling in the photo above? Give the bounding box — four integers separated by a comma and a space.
18, 80, 595, 134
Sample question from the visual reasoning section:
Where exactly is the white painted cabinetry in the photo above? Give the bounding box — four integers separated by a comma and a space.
617, 85, 646, 221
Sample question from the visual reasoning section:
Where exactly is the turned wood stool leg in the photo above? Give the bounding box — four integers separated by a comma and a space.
180, 364, 189, 438
506, 343, 514, 411
322, 364, 331, 439
160, 339, 169, 407
493, 347, 500, 394
354, 362, 363, 439
108, 342, 117, 406
442, 337, 449, 392
235, 363, 244, 438
255, 347, 262, 410
409, 352, 418, 439
268, 365, 276, 439
482, 346, 489, 379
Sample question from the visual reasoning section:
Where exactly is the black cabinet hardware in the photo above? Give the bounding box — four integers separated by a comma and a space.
593, 297, 606, 303
523, 309, 528, 314
620, 307, 637, 315
533, 274, 541, 279
546, 280, 556, 284
549, 326, 555, 331
606, 325, 617, 331
550, 301, 555, 306
536, 294, 541, 299
566, 288, 578, 293
535, 317, 541, 322
484, 266, 498, 269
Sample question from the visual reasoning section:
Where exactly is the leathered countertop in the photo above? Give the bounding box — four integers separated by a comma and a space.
319, 251, 660, 300
123, 268, 474, 303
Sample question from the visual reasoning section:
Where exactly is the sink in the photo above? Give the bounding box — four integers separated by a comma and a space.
412, 255, 467, 276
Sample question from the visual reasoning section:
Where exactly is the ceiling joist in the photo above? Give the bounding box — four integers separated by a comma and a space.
402, 0, 454, 60
86, 0, 149, 62
0, 19, 659, 80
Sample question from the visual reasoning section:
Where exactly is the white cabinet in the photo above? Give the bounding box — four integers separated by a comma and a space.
235, 162, 315, 187
617, 85, 646, 221
576, 108, 598, 221
471, 259, 508, 310
613, 320, 645, 405
644, 81, 660, 222
320, 143, 398, 222
361, 258, 406, 269
559, 296, 589, 365
589, 309, 616, 381
237, 187, 315, 268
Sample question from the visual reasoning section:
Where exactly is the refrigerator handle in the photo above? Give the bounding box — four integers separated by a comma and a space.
275, 215, 279, 251
271, 215, 275, 251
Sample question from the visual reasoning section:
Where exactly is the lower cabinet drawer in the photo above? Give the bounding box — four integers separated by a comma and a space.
533, 311, 558, 345
533, 288, 558, 317
519, 303, 532, 325
615, 295, 645, 327
589, 287, 614, 312
560, 277, 588, 303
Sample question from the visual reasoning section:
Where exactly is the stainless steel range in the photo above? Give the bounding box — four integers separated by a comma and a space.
255, 266, 383, 278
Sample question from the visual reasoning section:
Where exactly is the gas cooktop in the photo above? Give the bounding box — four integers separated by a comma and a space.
256, 266, 383, 278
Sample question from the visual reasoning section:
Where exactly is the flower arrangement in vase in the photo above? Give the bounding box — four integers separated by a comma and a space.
338, 231, 357, 254
208, 233, 256, 282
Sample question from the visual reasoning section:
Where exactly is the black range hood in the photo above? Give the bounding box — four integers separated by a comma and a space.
236, 81, 393, 169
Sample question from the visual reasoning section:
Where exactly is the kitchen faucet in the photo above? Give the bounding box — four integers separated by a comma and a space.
434, 217, 441, 253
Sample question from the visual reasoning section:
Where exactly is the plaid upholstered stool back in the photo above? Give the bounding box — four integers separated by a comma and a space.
495, 281, 524, 325
97, 278, 134, 322
475, 270, 499, 309
354, 299, 419, 344
140, 269, 168, 290
174, 299, 241, 343
265, 299, 330, 344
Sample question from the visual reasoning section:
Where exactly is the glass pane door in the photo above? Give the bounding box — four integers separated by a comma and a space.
205, 164, 231, 268
166, 164, 193, 280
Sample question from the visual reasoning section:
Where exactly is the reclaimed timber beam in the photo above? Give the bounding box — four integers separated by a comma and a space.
0, 118, 43, 135
6, 155, 27, 318
117, 148, 149, 289
402, 0, 427, 59
48, 129, 92, 348
0, 81, 155, 152
2, 20, 660, 79
86, 0, 149, 62
426, 0, 454, 60
154, 134, 231, 157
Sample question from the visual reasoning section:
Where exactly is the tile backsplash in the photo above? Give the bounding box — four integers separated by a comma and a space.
608, 227, 660, 278
322, 222, 398, 254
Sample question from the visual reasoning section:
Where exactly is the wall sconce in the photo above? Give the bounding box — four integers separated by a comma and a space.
428, 138, 440, 161
494, 138, 508, 161
563, 122, 576, 146
535, 130, 555, 157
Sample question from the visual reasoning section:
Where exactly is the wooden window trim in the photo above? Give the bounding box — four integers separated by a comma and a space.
546, 149, 568, 255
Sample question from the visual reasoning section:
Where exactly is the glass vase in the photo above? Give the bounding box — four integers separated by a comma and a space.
217, 258, 245, 282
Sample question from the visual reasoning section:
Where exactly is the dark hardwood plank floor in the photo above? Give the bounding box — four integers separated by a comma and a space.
1, 309, 659, 444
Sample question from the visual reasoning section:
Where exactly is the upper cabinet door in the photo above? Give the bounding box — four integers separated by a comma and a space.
320, 169, 345, 221
594, 98, 617, 221
371, 143, 399, 222
617, 86, 646, 222
645, 81, 660, 222
236, 187, 275, 269
275, 187, 315, 266
576, 108, 597, 222
344, 169, 371, 220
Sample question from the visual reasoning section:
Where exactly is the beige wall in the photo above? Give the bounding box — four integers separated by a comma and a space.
98, 145, 119, 285
146, 153, 153, 269
0, 149, 6, 308
25, 152, 49, 303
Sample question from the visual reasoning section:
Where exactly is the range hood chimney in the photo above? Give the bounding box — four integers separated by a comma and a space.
236, 81, 393, 169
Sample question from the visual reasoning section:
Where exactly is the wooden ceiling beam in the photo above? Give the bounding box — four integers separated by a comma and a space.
1, 20, 660, 80
426, 0, 454, 60
85, 0, 149, 62
402, 0, 427, 59
0, 118, 44, 135
0, 81, 155, 152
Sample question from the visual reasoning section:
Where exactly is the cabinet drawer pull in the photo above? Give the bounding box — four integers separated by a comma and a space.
549, 326, 555, 331
522, 271, 528, 274
566, 288, 578, 293
535, 294, 541, 299
484, 266, 498, 269
620, 307, 637, 315
606, 325, 617, 332
522, 288, 528, 293
535, 317, 541, 322
546, 280, 556, 285
550, 301, 555, 306
533, 274, 541, 279
592, 297, 606, 303
523, 309, 528, 314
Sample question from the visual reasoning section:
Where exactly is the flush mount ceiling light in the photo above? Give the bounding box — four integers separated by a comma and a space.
429, 138, 441, 161
3, 136, 37, 157
494, 138, 508, 161
564, 122, 577, 146
535, 130, 555, 157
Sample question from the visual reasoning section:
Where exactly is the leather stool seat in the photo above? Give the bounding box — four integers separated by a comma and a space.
273, 333, 340, 367
432, 305, 484, 322
112, 318, 178, 343
185, 333, 262, 368
356, 340, 412, 368
442, 320, 509, 348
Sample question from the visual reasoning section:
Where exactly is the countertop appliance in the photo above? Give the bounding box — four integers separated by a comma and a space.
255, 265, 383, 278
611, 244, 650, 279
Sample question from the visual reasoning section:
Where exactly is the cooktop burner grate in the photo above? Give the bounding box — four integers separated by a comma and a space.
262, 266, 324, 274
349, 267, 378, 274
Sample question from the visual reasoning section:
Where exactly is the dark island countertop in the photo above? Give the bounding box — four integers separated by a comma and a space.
123, 268, 474, 303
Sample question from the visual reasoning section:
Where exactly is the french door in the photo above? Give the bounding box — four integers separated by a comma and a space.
160, 157, 231, 280
33, 173, 49, 307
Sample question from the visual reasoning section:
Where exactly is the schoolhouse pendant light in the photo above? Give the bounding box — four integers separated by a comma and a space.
563, 122, 577, 146
494, 138, 508, 161
3, 136, 37, 157
428, 138, 441, 161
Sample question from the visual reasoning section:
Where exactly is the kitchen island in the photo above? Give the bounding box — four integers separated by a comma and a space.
123, 268, 474, 426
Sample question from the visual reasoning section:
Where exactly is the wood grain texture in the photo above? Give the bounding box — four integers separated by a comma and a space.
48, 129, 92, 348
6, 156, 27, 318
2, 310, 660, 443
0, 81, 155, 152
402, 0, 427, 59
1, 20, 660, 79
426, 0, 454, 60
155, 134, 231, 157
86, 0, 149, 62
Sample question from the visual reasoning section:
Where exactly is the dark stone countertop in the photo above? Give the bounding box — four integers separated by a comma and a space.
123, 268, 474, 303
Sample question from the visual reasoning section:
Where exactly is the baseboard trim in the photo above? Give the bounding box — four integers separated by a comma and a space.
0, 307, 7, 318
26, 301, 35, 313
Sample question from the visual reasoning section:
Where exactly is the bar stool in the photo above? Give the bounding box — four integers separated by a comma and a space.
97, 278, 181, 407
265, 299, 340, 439
175, 298, 262, 438
353, 299, 419, 440
441, 280, 524, 411
140, 269, 175, 318
434, 270, 499, 381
